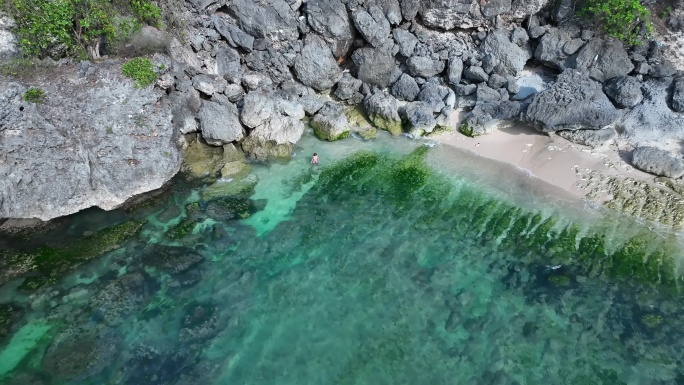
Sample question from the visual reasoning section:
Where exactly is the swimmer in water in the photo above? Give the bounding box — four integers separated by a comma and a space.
311, 153, 319, 165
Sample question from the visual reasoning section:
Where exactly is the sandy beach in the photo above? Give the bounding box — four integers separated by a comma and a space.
431, 123, 654, 201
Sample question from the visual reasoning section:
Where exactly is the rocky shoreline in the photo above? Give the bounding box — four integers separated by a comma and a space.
2, 0, 684, 229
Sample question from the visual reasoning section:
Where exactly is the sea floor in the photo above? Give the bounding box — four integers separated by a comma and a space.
1, 131, 683, 385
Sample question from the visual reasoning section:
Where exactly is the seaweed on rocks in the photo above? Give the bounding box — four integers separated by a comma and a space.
4, 220, 146, 291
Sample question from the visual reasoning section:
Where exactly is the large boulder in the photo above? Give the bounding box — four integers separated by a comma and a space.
306, 0, 355, 58
199, 100, 245, 145
399, 0, 420, 20
364, 92, 403, 135
571, 38, 634, 83
631, 146, 684, 178
534, 26, 583, 69
42, 326, 120, 381
481, 30, 530, 76
0, 60, 181, 221
294, 34, 342, 91
240, 91, 275, 129
311, 102, 350, 141
213, 15, 254, 52
391, 73, 420, 101
352, 5, 392, 48
524, 70, 620, 132
226, 0, 299, 42
406, 56, 445, 78
619, 78, 684, 146
393, 28, 419, 57
603, 76, 643, 109
459, 100, 521, 137
402, 102, 436, 134
352, 47, 397, 87
216, 44, 242, 82
446, 56, 463, 86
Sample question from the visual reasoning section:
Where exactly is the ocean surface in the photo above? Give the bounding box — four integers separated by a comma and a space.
1, 132, 684, 385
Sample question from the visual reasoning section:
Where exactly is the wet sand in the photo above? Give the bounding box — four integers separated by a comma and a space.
431, 123, 653, 200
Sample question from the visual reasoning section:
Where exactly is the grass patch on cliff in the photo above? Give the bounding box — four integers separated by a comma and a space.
122, 57, 157, 88
23, 87, 45, 103
0, 0, 161, 59
580, 0, 653, 45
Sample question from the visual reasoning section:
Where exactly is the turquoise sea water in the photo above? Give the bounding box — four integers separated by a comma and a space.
1, 132, 684, 385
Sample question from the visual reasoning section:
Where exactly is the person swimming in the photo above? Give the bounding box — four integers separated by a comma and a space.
311, 153, 319, 165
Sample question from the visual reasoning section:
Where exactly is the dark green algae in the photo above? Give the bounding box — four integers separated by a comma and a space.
2, 220, 146, 291
294, 146, 684, 292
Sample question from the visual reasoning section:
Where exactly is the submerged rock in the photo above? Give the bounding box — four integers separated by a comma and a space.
42, 325, 121, 381
205, 196, 260, 221
143, 246, 204, 274
0, 304, 19, 340
524, 70, 619, 132
121, 345, 193, 385
178, 303, 220, 343
89, 272, 152, 324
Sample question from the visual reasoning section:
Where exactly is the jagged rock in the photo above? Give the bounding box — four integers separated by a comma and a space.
300, 94, 326, 115
364, 92, 403, 135
367, 0, 403, 25
558, 128, 617, 147
391, 73, 420, 101
192, 74, 226, 96
619, 78, 684, 145
224, 83, 245, 102
446, 57, 463, 86
294, 34, 342, 91
671, 78, 684, 112
482, 0, 512, 17
524, 70, 619, 132
311, 102, 350, 140
213, 15, 254, 52
334, 73, 364, 103
242, 72, 272, 90
241, 91, 275, 129
510, 27, 529, 47
275, 98, 306, 119
603, 76, 643, 109
399, 0, 420, 20
42, 326, 120, 381
352, 46, 397, 87
199, 100, 245, 145
402, 102, 436, 134
511, 0, 552, 18
226, 0, 299, 42
216, 44, 242, 82
459, 100, 521, 137
488, 73, 507, 89
242, 116, 305, 159
353, 5, 392, 48
406, 56, 445, 78
244, 47, 294, 85
420, 0, 484, 29
418, 82, 449, 112
455, 83, 477, 96
464, 66, 489, 82
552, 0, 575, 22
534, 26, 582, 69
305, 0, 355, 57
481, 30, 529, 76
632, 146, 684, 178
393, 28, 419, 57
476, 83, 504, 103
572, 38, 633, 83
0, 60, 181, 221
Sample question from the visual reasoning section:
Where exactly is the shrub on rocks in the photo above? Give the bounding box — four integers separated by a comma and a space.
580, 0, 652, 45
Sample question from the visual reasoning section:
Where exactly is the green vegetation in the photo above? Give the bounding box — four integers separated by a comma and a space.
166, 218, 197, 240
580, 0, 652, 45
23, 87, 45, 103
10, 220, 146, 291
122, 57, 158, 88
459, 122, 474, 137
0, 0, 161, 59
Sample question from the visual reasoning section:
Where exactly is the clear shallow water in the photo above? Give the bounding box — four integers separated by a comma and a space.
1, 132, 684, 385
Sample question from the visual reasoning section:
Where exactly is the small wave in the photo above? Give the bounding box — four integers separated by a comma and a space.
516, 166, 534, 177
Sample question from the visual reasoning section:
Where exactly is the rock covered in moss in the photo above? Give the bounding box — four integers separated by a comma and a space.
178, 303, 220, 343
364, 92, 403, 135
166, 218, 199, 240
89, 273, 152, 325
202, 174, 259, 201
205, 196, 260, 221
181, 136, 227, 180
0, 304, 19, 340
311, 102, 350, 141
